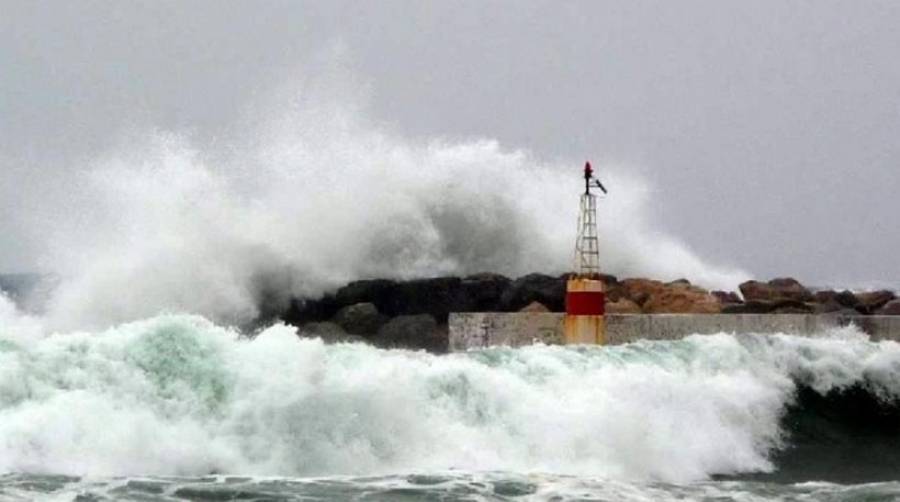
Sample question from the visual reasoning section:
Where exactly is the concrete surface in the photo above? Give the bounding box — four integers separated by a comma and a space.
448, 313, 900, 351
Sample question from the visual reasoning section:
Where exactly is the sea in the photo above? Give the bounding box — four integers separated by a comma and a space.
0, 310, 898, 501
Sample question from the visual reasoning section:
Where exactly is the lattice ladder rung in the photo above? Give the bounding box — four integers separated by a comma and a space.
574, 192, 601, 275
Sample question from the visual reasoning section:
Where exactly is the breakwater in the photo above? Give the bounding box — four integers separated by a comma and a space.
282, 273, 898, 352
448, 313, 900, 351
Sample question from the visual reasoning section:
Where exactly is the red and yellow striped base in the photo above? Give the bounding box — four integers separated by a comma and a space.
564, 278, 606, 344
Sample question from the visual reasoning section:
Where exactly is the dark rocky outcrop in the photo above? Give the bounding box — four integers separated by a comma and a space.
772, 302, 815, 314
740, 278, 813, 303
282, 295, 341, 325
855, 291, 897, 314
382, 277, 472, 322
461, 273, 512, 312
499, 273, 566, 312
712, 290, 743, 304
814, 290, 859, 309
334, 279, 399, 311
333, 302, 388, 335
277, 273, 897, 352
877, 300, 900, 316
372, 314, 445, 353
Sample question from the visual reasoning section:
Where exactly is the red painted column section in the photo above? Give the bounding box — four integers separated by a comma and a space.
566, 291, 606, 315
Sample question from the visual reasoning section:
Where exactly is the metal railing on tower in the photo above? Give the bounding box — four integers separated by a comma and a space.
573, 161, 606, 277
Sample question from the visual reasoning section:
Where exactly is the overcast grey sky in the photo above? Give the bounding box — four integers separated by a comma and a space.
2, 0, 899, 287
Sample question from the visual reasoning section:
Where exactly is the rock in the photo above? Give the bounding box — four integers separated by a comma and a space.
334, 279, 399, 312
461, 273, 512, 312
614, 278, 720, 313
740, 278, 813, 303
642, 287, 722, 314
596, 273, 619, 286
604, 284, 625, 302
876, 299, 900, 315
282, 295, 340, 325
499, 274, 566, 312
814, 290, 859, 308
738, 281, 770, 302
768, 278, 814, 302
332, 302, 388, 336
813, 290, 837, 304
712, 291, 742, 304
855, 290, 897, 314
372, 314, 445, 353
723, 299, 813, 314
519, 301, 550, 313
606, 298, 642, 314
334, 276, 504, 322
620, 278, 666, 306
768, 278, 814, 301
297, 322, 367, 344
835, 290, 860, 308
771, 302, 815, 314
384, 277, 474, 322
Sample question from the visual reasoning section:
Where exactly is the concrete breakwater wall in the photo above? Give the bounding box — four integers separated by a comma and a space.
448, 313, 900, 351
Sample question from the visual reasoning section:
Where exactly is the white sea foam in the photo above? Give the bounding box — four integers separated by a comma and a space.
0, 292, 44, 344
10, 64, 747, 331
0, 316, 894, 482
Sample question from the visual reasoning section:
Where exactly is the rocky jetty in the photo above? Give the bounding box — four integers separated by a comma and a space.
281, 274, 897, 353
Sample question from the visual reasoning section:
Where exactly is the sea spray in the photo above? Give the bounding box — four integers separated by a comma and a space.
11, 69, 749, 331
1, 315, 897, 482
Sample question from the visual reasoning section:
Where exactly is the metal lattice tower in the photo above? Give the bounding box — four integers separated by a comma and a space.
574, 191, 600, 275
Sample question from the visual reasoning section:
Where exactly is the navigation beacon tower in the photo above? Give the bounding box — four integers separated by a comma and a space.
564, 161, 608, 344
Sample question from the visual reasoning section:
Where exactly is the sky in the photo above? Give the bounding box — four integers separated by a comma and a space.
2, 0, 899, 288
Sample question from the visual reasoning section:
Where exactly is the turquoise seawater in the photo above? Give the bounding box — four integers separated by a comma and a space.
1, 313, 899, 500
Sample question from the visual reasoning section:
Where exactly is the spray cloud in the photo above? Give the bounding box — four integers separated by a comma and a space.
10, 61, 748, 331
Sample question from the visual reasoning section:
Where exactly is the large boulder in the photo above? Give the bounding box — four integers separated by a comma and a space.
768, 278, 814, 301
499, 274, 566, 312
461, 273, 512, 312
605, 298, 642, 314
855, 290, 897, 314
876, 299, 900, 316
620, 278, 666, 306
614, 278, 722, 314
814, 300, 847, 314
711, 290, 743, 304
383, 277, 473, 322
771, 302, 815, 314
519, 301, 550, 313
740, 278, 813, 303
281, 295, 340, 325
334, 279, 399, 312
813, 290, 859, 309
642, 286, 722, 314
372, 314, 445, 353
332, 302, 388, 336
